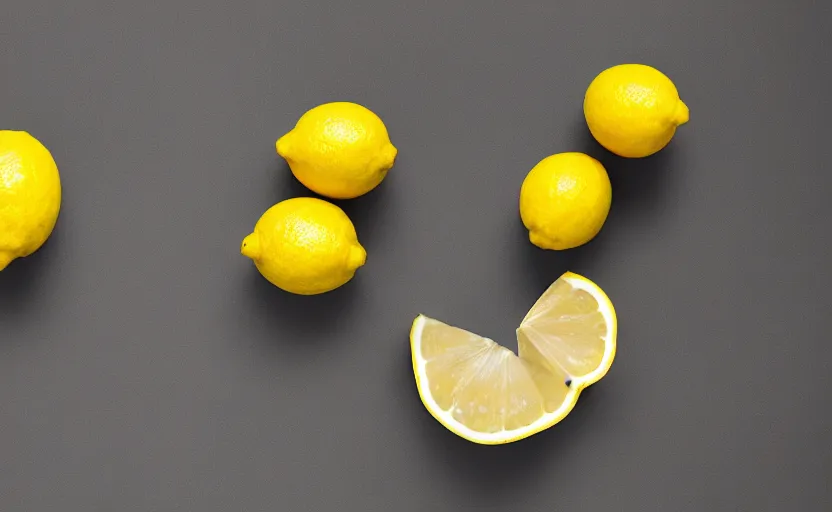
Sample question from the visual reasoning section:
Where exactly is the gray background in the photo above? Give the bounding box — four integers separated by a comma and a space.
1, 1, 830, 510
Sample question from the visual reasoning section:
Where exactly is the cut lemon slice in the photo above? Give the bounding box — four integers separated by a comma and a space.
410, 271, 616, 444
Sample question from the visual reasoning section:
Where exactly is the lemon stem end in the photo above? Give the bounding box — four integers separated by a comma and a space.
275, 133, 292, 158
241, 234, 261, 261
674, 100, 690, 126
348, 244, 367, 270
385, 144, 398, 168
0, 252, 14, 271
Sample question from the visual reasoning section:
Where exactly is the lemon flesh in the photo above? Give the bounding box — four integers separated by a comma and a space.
519, 153, 612, 250
0, 131, 61, 271
411, 272, 616, 444
241, 197, 366, 295
584, 63, 689, 158
276, 102, 397, 199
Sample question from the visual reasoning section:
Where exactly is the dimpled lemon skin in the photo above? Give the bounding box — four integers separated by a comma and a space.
584, 64, 689, 158
276, 102, 398, 199
0, 131, 61, 271
520, 153, 611, 251
241, 197, 366, 295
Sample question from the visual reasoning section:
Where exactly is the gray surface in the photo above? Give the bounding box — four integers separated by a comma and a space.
1, 1, 830, 510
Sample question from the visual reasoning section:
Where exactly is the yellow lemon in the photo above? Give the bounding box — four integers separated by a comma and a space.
0, 131, 61, 271
241, 197, 366, 295
276, 102, 398, 199
519, 152, 611, 250
411, 272, 617, 444
584, 64, 689, 158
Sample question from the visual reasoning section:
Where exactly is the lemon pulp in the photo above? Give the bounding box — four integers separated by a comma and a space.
411, 272, 616, 444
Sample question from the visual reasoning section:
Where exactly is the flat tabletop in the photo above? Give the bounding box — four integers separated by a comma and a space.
2, 1, 830, 510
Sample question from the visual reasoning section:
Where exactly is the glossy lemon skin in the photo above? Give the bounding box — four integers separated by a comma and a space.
519, 153, 611, 250
584, 64, 689, 158
241, 197, 366, 295
0, 131, 61, 271
276, 102, 398, 199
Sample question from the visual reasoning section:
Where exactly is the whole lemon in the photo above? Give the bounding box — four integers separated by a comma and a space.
0, 131, 61, 271
241, 197, 366, 295
584, 64, 689, 158
276, 102, 398, 199
519, 153, 611, 250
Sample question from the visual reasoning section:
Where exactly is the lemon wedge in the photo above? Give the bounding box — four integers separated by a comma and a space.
410, 272, 616, 444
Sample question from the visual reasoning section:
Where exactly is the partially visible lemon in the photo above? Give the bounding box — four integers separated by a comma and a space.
241, 197, 366, 295
519, 152, 611, 250
276, 102, 398, 199
0, 131, 62, 271
584, 64, 689, 158
411, 271, 617, 445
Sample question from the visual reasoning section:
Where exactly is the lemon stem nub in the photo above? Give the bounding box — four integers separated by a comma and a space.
674, 100, 690, 126
275, 133, 292, 158
348, 244, 367, 270
241, 234, 261, 261
385, 144, 399, 168
0, 252, 13, 271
